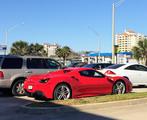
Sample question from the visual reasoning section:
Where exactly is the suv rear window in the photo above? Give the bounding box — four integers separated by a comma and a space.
1, 58, 23, 69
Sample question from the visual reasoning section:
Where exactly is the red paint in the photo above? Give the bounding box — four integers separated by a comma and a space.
24, 67, 132, 99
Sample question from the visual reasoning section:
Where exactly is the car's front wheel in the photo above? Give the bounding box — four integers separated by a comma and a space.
53, 84, 71, 100
12, 79, 26, 96
112, 81, 126, 94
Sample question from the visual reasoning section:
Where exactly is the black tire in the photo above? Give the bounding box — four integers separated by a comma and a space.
11, 79, 25, 96
54, 84, 71, 100
112, 81, 126, 94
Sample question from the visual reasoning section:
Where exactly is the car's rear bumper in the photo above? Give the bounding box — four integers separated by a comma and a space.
25, 90, 47, 99
24, 81, 53, 99
0, 79, 11, 88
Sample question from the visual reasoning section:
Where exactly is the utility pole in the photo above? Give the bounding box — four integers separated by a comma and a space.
112, 3, 115, 63
112, 0, 125, 63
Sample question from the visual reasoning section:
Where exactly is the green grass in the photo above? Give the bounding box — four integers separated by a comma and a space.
27, 92, 147, 107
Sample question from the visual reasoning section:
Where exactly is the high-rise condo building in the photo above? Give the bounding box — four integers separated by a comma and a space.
116, 30, 147, 52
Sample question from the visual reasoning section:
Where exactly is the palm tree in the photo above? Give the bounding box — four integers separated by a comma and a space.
56, 46, 71, 65
132, 46, 141, 63
28, 43, 47, 56
55, 48, 62, 58
132, 39, 147, 65
10, 41, 47, 56
10, 40, 29, 56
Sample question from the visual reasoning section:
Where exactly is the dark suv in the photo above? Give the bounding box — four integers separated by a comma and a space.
0, 55, 61, 96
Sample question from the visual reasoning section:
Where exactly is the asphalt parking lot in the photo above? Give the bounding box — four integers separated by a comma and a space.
1, 87, 147, 120
0, 90, 114, 120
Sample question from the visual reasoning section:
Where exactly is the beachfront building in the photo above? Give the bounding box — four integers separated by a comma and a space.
116, 30, 147, 52
43, 43, 59, 57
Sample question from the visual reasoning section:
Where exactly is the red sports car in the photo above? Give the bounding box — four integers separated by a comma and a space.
24, 67, 132, 100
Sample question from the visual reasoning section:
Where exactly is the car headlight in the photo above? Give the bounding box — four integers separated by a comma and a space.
39, 78, 50, 83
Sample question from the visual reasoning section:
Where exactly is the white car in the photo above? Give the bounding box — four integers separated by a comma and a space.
100, 63, 147, 86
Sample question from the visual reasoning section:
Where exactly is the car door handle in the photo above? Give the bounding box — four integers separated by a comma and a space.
25, 71, 32, 73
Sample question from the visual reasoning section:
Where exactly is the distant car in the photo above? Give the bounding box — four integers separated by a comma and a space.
63, 62, 87, 68
83, 63, 113, 70
24, 67, 132, 100
0, 55, 61, 96
101, 63, 147, 86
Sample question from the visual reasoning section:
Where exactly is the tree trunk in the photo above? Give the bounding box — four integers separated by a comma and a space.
63, 57, 66, 66
145, 57, 147, 66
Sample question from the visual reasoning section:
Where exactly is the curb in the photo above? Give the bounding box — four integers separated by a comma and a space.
20, 97, 147, 114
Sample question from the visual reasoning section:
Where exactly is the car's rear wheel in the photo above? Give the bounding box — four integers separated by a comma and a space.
54, 84, 71, 100
112, 81, 126, 94
12, 79, 25, 96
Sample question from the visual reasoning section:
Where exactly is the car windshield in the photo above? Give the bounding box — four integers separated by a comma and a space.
105, 64, 125, 69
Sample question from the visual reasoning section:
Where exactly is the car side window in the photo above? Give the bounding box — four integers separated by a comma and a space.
80, 70, 90, 76
135, 65, 147, 71
27, 58, 45, 69
2, 58, 23, 69
45, 59, 60, 69
27, 58, 60, 69
80, 70, 104, 78
125, 65, 137, 70
125, 65, 147, 71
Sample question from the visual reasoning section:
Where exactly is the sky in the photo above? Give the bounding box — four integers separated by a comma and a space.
0, 0, 147, 53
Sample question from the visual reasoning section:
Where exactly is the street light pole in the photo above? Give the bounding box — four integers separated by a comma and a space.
112, 0, 125, 64
112, 3, 115, 63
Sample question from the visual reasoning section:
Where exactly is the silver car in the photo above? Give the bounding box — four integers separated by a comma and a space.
0, 55, 61, 96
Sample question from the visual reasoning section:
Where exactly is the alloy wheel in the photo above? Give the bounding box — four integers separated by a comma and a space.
113, 81, 126, 94
54, 84, 71, 100
12, 80, 25, 96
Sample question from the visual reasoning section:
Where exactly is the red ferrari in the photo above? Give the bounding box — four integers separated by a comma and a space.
24, 67, 132, 100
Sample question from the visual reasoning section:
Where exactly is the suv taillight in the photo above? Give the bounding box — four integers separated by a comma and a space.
0, 71, 4, 79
